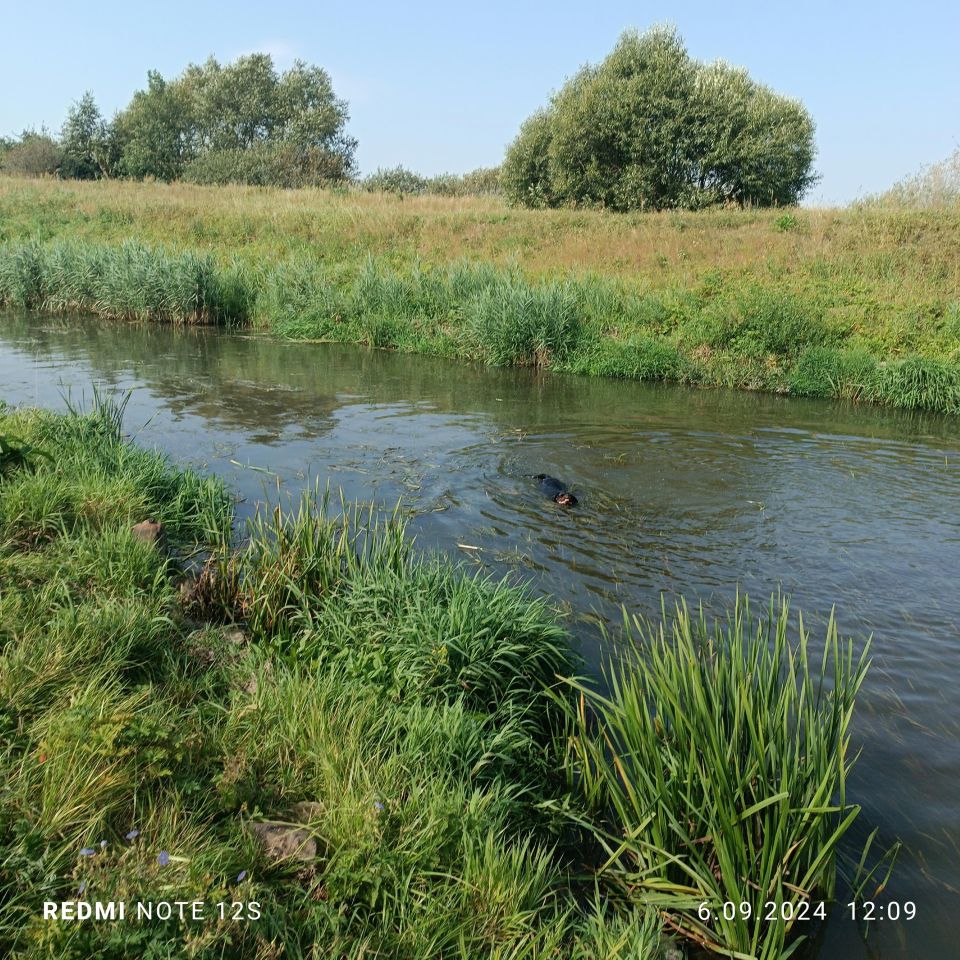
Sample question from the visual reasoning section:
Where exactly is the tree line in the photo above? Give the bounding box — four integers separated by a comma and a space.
1, 55, 357, 188
0, 28, 818, 209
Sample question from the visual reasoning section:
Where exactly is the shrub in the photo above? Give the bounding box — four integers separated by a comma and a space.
426, 166, 502, 197
1, 130, 62, 178
503, 26, 816, 211
183, 142, 352, 188
361, 165, 430, 195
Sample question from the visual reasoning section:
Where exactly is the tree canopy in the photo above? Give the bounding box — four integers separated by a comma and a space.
112, 54, 356, 185
1, 54, 353, 187
502, 27, 817, 211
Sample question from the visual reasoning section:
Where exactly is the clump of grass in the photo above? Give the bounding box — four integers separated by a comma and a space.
789, 346, 879, 400
559, 597, 871, 960
0, 240, 249, 324
694, 285, 842, 358
210, 489, 575, 744
570, 335, 688, 382
465, 275, 584, 368
870, 355, 960, 414
0, 433, 52, 479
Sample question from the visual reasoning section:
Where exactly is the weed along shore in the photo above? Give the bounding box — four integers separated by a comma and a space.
1, 177, 960, 414
0, 397, 883, 959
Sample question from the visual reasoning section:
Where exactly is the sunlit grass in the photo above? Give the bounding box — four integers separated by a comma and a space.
1, 176, 959, 411
558, 598, 872, 960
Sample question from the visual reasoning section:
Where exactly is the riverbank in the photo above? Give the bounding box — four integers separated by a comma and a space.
1, 177, 959, 412
0, 398, 881, 959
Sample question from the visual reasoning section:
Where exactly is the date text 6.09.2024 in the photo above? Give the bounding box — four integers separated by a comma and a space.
697, 901, 916, 923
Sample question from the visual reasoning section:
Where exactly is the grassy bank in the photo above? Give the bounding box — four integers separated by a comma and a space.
0, 399, 884, 959
1, 177, 960, 412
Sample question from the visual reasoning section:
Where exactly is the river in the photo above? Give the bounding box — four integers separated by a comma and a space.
2, 312, 958, 959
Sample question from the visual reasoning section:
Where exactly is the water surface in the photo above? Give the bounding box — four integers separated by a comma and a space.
2, 313, 958, 959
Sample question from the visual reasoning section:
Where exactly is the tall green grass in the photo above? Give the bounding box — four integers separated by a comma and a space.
0, 240, 251, 324
2, 236, 959, 413
559, 598, 871, 960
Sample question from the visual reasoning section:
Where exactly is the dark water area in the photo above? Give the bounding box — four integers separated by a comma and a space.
2, 312, 959, 958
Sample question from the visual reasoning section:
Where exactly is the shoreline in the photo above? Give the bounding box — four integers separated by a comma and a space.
1, 177, 958, 415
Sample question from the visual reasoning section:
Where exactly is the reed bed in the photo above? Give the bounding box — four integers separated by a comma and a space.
0, 240, 251, 324
559, 599, 873, 960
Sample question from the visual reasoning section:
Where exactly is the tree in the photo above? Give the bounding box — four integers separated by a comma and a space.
115, 54, 356, 185
503, 26, 817, 211
60, 92, 109, 179
1, 129, 62, 178
115, 71, 195, 180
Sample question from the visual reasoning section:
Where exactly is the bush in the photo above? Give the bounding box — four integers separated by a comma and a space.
425, 167, 502, 197
183, 142, 352, 188
1, 131, 62, 178
361, 166, 430, 195
503, 26, 816, 211
362, 166, 503, 197
790, 346, 878, 399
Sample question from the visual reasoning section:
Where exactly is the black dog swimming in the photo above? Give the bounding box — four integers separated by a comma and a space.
534, 474, 578, 507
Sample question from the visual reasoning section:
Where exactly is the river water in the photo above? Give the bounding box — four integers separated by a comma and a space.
2, 312, 958, 959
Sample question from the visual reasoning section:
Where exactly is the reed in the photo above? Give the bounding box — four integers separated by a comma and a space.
558, 597, 871, 960
0, 239, 250, 324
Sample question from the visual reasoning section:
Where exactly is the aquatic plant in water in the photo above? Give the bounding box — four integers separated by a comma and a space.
558, 596, 872, 960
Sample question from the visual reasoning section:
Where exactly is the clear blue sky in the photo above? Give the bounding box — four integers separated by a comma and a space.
2, 0, 958, 205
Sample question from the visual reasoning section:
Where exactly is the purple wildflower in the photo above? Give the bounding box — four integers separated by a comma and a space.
125, 829, 140, 841
77, 881, 87, 896
79, 848, 96, 856
374, 801, 385, 812
100, 840, 108, 849
236, 870, 247, 882
157, 851, 170, 867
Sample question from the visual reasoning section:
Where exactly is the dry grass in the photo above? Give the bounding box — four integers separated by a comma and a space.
3, 176, 958, 298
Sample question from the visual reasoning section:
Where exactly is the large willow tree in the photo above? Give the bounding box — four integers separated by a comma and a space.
502, 27, 817, 211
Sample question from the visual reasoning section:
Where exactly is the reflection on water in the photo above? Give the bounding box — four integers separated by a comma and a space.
2, 312, 959, 959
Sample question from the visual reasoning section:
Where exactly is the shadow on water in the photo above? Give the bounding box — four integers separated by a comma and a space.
2, 311, 959, 959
